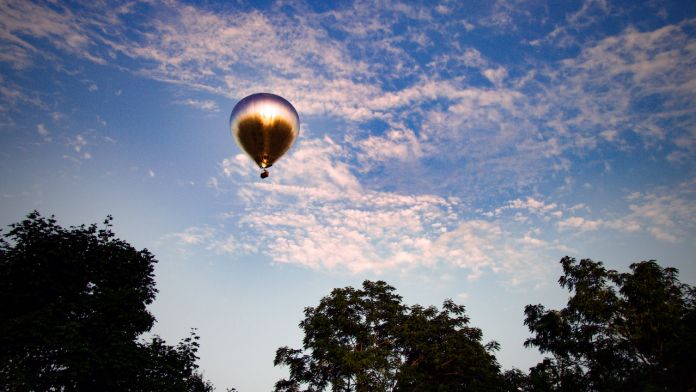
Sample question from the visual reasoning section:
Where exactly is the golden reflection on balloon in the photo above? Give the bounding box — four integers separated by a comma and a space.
230, 93, 300, 178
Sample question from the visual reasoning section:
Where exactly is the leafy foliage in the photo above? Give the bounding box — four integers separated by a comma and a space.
139, 331, 213, 392
273, 280, 502, 391
0, 212, 213, 391
8, 212, 691, 392
396, 300, 501, 390
523, 256, 696, 391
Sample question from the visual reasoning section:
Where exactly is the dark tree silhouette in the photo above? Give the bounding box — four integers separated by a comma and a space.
523, 257, 696, 391
0, 212, 213, 391
395, 300, 502, 391
273, 280, 503, 391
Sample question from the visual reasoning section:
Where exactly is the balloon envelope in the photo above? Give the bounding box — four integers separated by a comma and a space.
230, 93, 300, 171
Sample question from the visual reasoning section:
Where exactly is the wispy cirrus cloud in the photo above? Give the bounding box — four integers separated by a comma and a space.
0, 0, 134, 68
177, 115, 691, 280
3, 0, 696, 279
36, 122, 50, 141
518, 18, 696, 169
163, 226, 251, 256
169, 137, 563, 282
610, 180, 696, 243
486, 180, 696, 244
2, 0, 694, 195
526, 0, 612, 47
176, 99, 220, 112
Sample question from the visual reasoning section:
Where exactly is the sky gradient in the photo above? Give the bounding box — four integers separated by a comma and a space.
1, 0, 695, 390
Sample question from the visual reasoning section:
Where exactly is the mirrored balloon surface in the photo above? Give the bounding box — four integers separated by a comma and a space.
230, 93, 300, 170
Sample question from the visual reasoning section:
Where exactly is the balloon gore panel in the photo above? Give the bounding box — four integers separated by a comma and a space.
236, 115, 295, 168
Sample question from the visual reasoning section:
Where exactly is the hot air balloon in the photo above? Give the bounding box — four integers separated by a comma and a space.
230, 93, 300, 179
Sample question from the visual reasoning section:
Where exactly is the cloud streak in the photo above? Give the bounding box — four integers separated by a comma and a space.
3, 0, 695, 279
163, 137, 568, 282
2, 1, 694, 193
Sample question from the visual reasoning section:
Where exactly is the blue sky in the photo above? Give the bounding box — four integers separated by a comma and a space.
1, 0, 695, 390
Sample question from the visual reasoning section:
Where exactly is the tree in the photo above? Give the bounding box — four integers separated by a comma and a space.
0, 212, 213, 391
501, 368, 532, 392
273, 280, 502, 391
395, 300, 502, 391
138, 331, 212, 392
523, 256, 696, 391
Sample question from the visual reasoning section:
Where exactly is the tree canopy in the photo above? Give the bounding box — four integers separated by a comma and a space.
275, 260, 696, 392
523, 256, 696, 391
4, 211, 692, 391
273, 280, 502, 391
0, 212, 213, 391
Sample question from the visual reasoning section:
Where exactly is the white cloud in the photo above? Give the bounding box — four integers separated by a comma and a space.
173, 141, 689, 284
626, 192, 642, 201
70, 134, 86, 152
166, 225, 255, 256
222, 154, 254, 178
36, 123, 50, 141
460, 48, 487, 68
178, 137, 557, 281
36, 123, 48, 136
619, 182, 696, 242
0, 76, 45, 109
604, 219, 641, 233
551, 181, 696, 243
494, 197, 559, 217
168, 226, 215, 245
4, 1, 692, 198
600, 129, 617, 142
176, 99, 219, 112
207, 177, 219, 191
0, 1, 107, 68
527, 0, 611, 47
520, 198, 553, 212
354, 126, 423, 169
557, 216, 603, 231
483, 67, 507, 86
4, 1, 695, 276
538, 19, 696, 157
520, 234, 546, 246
